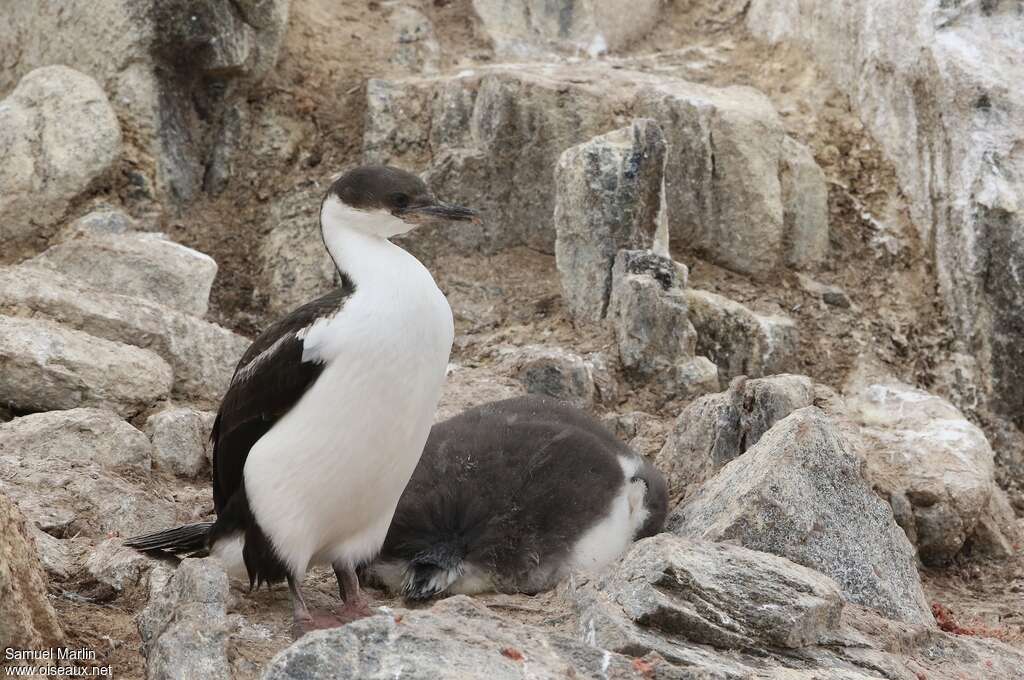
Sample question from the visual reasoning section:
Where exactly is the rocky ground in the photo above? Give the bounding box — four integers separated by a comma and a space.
1, 1, 1022, 679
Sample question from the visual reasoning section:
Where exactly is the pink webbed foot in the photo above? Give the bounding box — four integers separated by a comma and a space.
332, 563, 375, 624
334, 597, 374, 624
291, 608, 344, 640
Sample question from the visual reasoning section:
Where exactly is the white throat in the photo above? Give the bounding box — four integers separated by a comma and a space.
319, 195, 417, 284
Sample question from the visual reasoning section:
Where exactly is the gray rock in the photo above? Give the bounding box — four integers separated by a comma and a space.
263, 595, 687, 680
564, 534, 1024, 678
635, 82, 827, 276
32, 232, 218, 318
600, 410, 671, 460
0, 264, 248, 404
26, 524, 87, 581
365, 64, 826, 266
0, 399, 177, 543
0, 66, 121, 255
685, 289, 798, 380
145, 407, 215, 478
758, 670, 892, 680
0, 408, 152, 473
258, 184, 337, 317
203, 105, 245, 195
0, 442, 175, 540
670, 407, 932, 626
0, 492, 65, 656
472, 0, 664, 57
139, 558, 230, 680
780, 137, 830, 268
85, 538, 151, 592
0, 315, 173, 417
555, 119, 667, 325
602, 412, 643, 442
248, 108, 312, 168
57, 208, 137, 242
572, 534, 843, 655
796, 274, 851, 308
746, 0, 1024, 430
145, 562, 176, 602
510, 346, 605, 409
843, 372, 999, 565
0, 0, 289, 207
967, 489, 1022, 560
388, 6, 440, 73
986, 414, 1024, 515
608, 251, 697, 382
656, 375, 815, 501
670, 356, 721, 402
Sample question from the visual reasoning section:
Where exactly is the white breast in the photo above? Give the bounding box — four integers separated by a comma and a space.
568, 455, 650, 574
243, 232, 454, 576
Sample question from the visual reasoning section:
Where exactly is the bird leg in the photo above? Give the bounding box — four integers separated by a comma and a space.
288, 574, 342, 640
333, 563, 374, 623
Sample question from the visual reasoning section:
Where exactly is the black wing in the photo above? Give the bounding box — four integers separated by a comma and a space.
211, 282, 354, 513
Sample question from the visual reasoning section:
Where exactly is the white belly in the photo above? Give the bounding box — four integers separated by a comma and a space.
244, 246, 454, 576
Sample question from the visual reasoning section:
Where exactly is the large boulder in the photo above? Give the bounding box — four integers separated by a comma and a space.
554, 119, 667, 325
0, 416, 176, 539
563, 533, 1024, 679
366, 67, 618, 254
656, 375, 815, 501
263, 595, 678, 680
635, 84, 825, 276
0, 264, 248, 404
669, 407, 932, 626
685, 289, 798, 380
572, 534, 844, 656
365, 63, 828, 270
0, 0, 289, 207
0, 408, 152, 473
746, 0, 1024, 427
0, 315, 173, 417
844, 373, 1001, 565
0, 493, 64, 659
0, 66, 121, 256
31, 232, 218, 317
139, 559, 230, 680
472, 0, 664, 57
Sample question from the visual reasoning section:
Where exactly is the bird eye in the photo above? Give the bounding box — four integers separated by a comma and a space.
392, 193, 410, 210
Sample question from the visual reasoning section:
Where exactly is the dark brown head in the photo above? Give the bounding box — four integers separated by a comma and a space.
321, 165, 478, 238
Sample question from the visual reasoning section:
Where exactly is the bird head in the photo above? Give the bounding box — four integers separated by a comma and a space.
320, 165, 479, 239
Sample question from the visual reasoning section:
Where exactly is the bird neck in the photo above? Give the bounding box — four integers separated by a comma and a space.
322, 222, 405, 288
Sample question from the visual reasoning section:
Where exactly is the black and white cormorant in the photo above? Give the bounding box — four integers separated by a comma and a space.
126, 165, 477, 637
365, 395, 669, 600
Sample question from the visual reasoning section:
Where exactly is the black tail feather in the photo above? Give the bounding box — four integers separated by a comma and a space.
402, 542, 466, 600
123, 522, 214, 555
